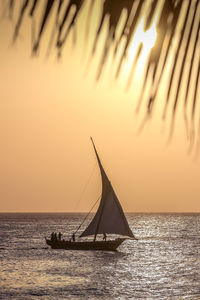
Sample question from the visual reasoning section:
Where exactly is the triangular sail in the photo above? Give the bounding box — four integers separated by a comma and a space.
80, 138, 134, 238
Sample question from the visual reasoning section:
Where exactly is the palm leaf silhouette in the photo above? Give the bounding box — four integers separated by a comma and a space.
3, 0, 200, 148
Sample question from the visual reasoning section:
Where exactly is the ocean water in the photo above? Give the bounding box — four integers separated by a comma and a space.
0, 213, 199, 300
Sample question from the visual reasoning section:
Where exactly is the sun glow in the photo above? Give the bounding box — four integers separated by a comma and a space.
143, 21, 157, 50
128, 18, 157, 62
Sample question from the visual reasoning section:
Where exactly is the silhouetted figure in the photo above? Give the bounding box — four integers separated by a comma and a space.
103, 233, 107, 241
54, 232, 57, 240
72, 233, 75, 242
51, 232, 54, 241
58, 232, 62, 240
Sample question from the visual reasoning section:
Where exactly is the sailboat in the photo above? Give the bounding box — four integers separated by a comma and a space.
46, 138, 136, 251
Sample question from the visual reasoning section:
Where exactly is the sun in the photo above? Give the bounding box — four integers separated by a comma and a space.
128, 18, 157, 62
143, 21, 157, 50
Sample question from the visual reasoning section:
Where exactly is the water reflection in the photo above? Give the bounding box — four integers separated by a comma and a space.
0, 213, 199, 299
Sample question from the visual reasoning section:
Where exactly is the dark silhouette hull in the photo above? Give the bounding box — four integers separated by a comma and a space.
45, 238, 125, 251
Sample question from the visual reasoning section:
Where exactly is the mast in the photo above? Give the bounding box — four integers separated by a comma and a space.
79, 138, 135, 239
90, 137, 105, 241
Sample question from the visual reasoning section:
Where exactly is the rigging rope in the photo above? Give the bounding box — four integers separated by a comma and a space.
73, 194, 101, 236
73, 161, 97, 212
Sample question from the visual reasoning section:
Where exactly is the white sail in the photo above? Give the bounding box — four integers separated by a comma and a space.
80, 138, 134, 238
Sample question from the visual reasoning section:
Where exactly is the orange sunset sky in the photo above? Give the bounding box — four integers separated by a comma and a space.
0, 1, 200, 213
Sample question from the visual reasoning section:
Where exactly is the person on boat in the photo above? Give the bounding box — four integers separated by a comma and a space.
51, 232, 54, 241
58, 232, 62, 240
103, 233, 107, 241
72, 233, 75, 242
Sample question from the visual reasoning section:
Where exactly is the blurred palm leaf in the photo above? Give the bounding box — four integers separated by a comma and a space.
2, 0, 200, 148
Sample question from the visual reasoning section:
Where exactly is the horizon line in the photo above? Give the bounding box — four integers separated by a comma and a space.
0, 211, 199, 214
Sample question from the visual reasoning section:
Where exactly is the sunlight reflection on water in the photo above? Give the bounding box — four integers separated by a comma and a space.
0, 213, 199, 299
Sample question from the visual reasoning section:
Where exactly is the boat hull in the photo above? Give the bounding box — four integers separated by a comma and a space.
45, 238, 125, 251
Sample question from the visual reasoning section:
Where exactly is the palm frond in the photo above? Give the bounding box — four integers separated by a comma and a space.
3, 0, 200, 148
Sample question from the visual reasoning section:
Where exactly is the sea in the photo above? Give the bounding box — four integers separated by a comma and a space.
0, 213, 199, 300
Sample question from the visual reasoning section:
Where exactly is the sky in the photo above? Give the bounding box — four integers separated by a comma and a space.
0, 1, 200, 213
